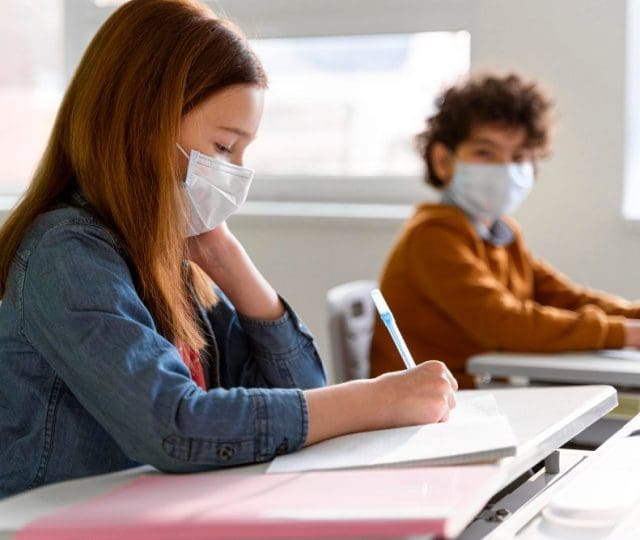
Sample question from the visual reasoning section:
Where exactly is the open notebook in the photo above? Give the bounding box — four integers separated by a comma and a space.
267, 393, 517, 474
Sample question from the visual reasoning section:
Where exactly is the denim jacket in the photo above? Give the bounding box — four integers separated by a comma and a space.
0, 201, 326, 498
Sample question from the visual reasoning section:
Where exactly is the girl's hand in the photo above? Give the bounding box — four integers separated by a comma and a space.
186, 222, 235, 278
372, 360, 458, 425
304, 361, 458, 446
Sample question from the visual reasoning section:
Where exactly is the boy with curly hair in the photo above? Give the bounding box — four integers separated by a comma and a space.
370, 73, 640, 388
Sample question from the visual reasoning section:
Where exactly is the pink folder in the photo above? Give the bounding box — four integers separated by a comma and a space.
17, 466, 502, 539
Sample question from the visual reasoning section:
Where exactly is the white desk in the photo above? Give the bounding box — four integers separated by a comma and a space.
0, 385, 617, 540
467, 350, 640, 388
467, 351, 640, 446
483, 412, 640, 539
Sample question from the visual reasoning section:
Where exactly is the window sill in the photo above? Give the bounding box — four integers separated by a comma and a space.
621, 215, 640, 231
236, 201, 413, 222
0, 197, 414, 226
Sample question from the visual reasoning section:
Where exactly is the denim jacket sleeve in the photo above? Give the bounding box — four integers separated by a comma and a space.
206, 292, 327, 391
21, 222, 324, 472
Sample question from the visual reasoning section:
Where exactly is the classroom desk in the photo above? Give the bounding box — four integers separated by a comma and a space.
0, 385, 617, 540
467, 350, 640, 445
467, 350, 640, 388
481, 411, 640, 539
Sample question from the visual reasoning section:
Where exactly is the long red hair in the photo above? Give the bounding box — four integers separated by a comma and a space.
0, 0, 267, 350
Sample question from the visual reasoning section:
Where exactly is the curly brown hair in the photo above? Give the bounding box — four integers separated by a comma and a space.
416, 73, 554, 188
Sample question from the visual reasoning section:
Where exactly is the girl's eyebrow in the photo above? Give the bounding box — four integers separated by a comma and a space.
219, 126, 255, 140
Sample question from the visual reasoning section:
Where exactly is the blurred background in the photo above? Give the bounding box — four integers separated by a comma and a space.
1, 0, 638, 382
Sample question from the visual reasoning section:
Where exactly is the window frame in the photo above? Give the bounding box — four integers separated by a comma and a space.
623, 0, 640, 220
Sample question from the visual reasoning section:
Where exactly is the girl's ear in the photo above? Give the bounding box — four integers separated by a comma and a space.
430, 142, 456, 186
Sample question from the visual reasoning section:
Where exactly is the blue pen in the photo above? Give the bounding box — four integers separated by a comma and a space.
370, 289, 417, 369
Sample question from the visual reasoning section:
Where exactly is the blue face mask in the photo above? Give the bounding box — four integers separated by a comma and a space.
444, 161, 535, 223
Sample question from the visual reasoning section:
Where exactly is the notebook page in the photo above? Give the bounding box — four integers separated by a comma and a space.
448, 393, 501, 422
267, 394, 516, 474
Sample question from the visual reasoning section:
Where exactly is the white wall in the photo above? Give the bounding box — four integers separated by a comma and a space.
228, 0, 639, 382
228, 213, 404, 379
471, 0, 635, 296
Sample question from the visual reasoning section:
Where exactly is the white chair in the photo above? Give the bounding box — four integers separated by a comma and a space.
326, 280, 377, 383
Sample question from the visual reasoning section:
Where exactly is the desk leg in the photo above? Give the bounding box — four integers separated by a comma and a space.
459, 450, 587, 539
544, 451, 560, 475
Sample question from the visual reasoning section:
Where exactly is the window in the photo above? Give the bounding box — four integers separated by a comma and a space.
0, 0, 64, 196
0, 0, 471, 208
220, 0, 473, 205
247, 32, 470, 178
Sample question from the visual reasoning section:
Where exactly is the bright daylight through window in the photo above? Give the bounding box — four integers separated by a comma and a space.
248, 32, 470, 178
0, 1, 63, 199
0, 0, 469, 202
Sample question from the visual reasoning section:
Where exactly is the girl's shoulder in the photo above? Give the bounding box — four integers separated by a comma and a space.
19, 204, 123, 262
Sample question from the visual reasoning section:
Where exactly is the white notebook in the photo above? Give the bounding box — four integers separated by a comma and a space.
267, 393, 517, 474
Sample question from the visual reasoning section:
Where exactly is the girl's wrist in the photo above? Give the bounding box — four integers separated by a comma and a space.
190, 229, 241, 281
351, 378, 389, 431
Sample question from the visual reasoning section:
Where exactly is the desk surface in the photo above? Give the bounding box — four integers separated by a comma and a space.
0, 385, 617, 539
467, 350, 640, 387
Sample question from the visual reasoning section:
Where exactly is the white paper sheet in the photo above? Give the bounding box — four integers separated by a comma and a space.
267, 394, 516, 474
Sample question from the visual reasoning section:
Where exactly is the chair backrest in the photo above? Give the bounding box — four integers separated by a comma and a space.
326, 280, 377, 383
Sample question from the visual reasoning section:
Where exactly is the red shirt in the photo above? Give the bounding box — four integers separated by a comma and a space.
176, 338, 206, 390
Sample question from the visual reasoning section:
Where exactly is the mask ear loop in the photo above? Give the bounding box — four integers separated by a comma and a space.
177, 144, 194, 189
176, 143, 190, 160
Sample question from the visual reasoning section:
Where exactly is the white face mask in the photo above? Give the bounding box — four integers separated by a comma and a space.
178, 144, 254, 237
444, 161, 534, 223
